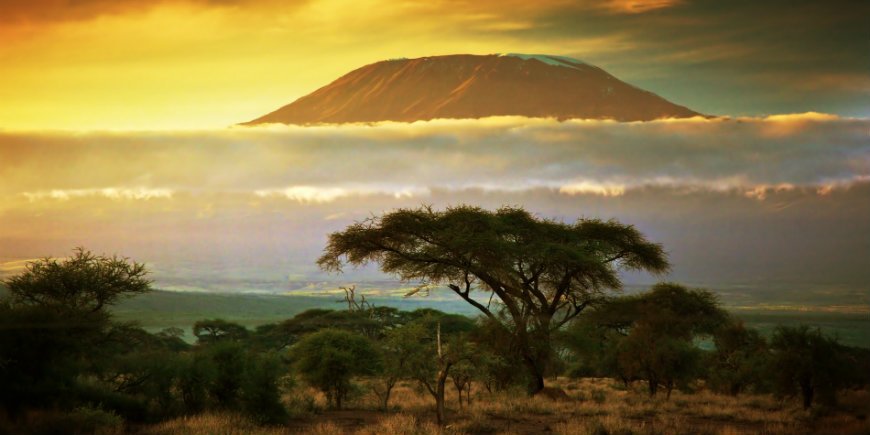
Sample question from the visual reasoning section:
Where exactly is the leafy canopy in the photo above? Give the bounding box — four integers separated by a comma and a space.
318, 205, 669, 331
3, 247, 151, 312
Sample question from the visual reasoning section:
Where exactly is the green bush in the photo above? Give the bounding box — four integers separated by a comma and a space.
203, 341, 247, 408
240, 352, 289, 423
770, 325, 847, 409
177, 352, 215, 413
291, 329, 382, 409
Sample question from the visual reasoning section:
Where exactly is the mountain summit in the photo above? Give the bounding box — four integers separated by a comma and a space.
242, 54, 701, 125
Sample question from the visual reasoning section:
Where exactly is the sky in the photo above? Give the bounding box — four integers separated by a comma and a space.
0, 0, 868, 130
0, 0, 868, 311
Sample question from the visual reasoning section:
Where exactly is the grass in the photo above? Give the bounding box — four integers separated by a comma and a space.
130, 378, 870, 435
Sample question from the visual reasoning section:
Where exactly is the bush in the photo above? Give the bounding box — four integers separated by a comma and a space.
204, 341, 247, 408
177, 352, 215, 413
769, 325, 847, 409
26, 406, 123, 435
240, 353, 289, 423
72, 383, 149, 422
291, 329, 382, 409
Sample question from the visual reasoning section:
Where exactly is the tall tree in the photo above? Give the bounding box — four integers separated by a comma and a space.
318, 205, 668, 394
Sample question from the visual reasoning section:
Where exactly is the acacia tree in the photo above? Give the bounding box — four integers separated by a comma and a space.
193, 319, 250, 344
391, 315, 472, 425
4, 247, 151, 312
709, 320, 769, 395
770, 325, 846, 409
586, 283, 727, 397
0, 248, 152, 413
318, 205, 668, 394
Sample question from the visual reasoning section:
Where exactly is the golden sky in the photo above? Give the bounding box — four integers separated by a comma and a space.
1, 0, 867, 130
0, 0, 583, 130
0, 0, 868, 302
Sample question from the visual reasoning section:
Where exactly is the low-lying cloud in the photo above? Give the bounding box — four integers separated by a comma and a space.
1, 114, 867, 203
1, 114, 868, 304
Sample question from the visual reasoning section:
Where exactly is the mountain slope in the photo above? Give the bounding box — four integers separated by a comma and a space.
243, 54, 701, 125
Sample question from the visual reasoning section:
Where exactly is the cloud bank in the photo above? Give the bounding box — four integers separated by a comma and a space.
1, 115, 868, 305
1, 114, 867, 202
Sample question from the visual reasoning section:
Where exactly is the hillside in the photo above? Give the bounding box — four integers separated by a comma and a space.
243, 53, 701, 125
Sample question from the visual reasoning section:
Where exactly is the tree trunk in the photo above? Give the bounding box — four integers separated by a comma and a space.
436, 367, 449, 425
801, 381, 814, 409
648, 380, 658, 397
457, 385, 463, 408
729, 382, 742, 396
381, 382, 394, 411
466, 382, 472, 406
524, 356, 546, 395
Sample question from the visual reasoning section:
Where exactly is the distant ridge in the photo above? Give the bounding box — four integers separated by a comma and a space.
242, 53, 701, 125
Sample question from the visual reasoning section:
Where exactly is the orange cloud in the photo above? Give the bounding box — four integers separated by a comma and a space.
601, 0, 682, 14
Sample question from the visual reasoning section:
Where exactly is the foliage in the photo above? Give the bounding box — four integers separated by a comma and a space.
177, 352, 215, 414
4, 247, 150, 312
203, 341, 248, 408
240, 352, 289, 424
0, 249, 152, 415
291, 329, 382, 409
578, 283, 727, 397
707, 319, 770, 395
0, 301, 104, 412
193, 319, 250, 344
318, 205, 669, 393
23, 406, 124, 435
769, 325, 848, 408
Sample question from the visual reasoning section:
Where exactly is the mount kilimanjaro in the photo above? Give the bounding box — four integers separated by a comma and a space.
243, 54, 701, 125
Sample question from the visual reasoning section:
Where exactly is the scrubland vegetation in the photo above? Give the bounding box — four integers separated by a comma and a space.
2, 206, 869, 434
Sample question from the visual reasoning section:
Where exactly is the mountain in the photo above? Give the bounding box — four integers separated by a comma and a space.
242, 54, 701, 125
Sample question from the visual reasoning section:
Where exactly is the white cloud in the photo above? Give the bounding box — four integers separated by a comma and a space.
21, 187, 174, 202
3, 114, 868, 203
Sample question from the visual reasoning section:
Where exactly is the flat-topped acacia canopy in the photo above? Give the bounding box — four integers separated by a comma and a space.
318, 205, 669, 394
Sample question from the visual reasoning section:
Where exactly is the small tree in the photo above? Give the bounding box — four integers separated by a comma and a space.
193, 319, 250, 345
372, 329, 415, 410
204, 341, 247, 408
4, 247, 150, 312
240, 352, 289, 424
0, 248, 152, 414
392, 315, 473, 425
586, 283, 726, 398
291, 329, 381, 409
708, 320, 769, 395
769, 325, 846, 409
177, 352, 214, 413
450, 359, 476, 408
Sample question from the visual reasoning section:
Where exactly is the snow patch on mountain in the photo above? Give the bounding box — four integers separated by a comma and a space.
499, 53, 587, 70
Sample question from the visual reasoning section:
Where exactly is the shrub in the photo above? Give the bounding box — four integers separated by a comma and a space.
291, 329, 382, 409
204, 341, 247, 408
26, 406, 123, 435
177, 352, 215, 413
240, 353, 289, 424
769, 325, 847, 409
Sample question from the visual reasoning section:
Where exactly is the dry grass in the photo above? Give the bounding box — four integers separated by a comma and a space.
136, 378, 870, 435
139, 413, 294, 435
